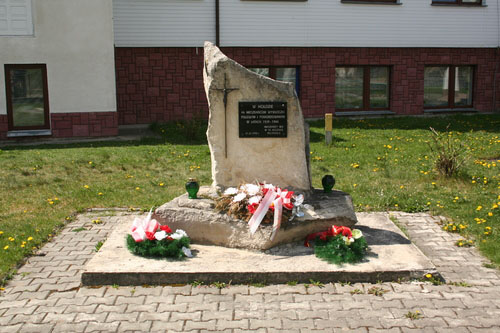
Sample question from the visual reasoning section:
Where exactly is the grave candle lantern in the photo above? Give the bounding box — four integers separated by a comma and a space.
322, 175, 335, 193
185, 178, 200, 199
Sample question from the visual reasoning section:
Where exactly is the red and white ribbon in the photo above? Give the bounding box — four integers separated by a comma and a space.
130, 209, 159, 242
248, 188, 276, 234
270, 197, 283, 241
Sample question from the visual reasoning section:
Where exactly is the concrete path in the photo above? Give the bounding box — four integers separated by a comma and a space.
0, 211, 499, 332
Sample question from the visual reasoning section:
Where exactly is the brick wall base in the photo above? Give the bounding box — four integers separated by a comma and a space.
0, 115, 8, 140
0, 112, 118, 140
50, 112, 118, 138
115, 47, 500, 125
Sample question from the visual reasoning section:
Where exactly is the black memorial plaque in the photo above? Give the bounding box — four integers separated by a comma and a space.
239, 102, 287, 138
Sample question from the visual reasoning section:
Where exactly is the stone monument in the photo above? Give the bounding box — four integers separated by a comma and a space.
153, 42, 357, 250
203, 41, 311, 191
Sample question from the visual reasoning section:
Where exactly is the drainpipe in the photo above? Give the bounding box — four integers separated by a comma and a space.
216, 0, 220, 46
494, 0, 500, 113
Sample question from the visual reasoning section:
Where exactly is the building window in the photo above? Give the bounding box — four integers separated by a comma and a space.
0, 0, 34, 36
432, 0, 482, 5
424, 66, 474, 108
335, 66, 390, 111
341, 0, 398, 3
5, 64, 50, 130
248, 67, 300, 95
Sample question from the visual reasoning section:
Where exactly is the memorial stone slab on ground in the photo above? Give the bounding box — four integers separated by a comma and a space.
154, 42, 358, 250
203, 41, 311, 191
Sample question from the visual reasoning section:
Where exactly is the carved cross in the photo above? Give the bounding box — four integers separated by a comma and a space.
211, 73, 239, 158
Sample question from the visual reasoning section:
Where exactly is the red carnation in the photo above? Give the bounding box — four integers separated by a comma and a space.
145, 231, 156, 241
247, 203, 258, 214
160, 225, 172, 233
341, 227, 352, 238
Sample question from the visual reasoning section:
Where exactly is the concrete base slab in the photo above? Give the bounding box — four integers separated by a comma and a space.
82, 212, 437, 286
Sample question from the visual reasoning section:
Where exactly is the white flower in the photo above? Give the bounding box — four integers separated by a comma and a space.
242, 184, 260, 196
154, 230, 167, 241
171, 229, 188, 240
343, 236, 354, 245
224, 187, 238, 195
352, 229, 363, 239
293, 194, 304, 206
182, 246, 193, 258
232, 192, 247, 202
248, 195, 262, 205
262, 183, 275, 190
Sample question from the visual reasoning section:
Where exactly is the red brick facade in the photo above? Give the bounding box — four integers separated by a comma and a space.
0, 115, 8, 140
50, 112, 118, 138
0, 112, 118, 139
115, 47, 500, 124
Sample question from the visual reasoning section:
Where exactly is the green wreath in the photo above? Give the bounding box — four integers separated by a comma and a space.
313, 235, 368, 265
126, 234, 190, 259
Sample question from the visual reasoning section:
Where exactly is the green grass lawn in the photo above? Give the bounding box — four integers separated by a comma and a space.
0, 114, 499, 284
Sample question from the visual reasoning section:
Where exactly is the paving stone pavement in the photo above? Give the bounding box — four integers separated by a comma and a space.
1, 210, 499, 333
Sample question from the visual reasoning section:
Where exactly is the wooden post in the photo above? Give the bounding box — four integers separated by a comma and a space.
325, 113, 333, 145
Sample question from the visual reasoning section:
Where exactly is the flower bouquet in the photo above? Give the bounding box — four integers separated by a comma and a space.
215, 183, 304, 240
305, 225, 368, 265
126, 209, 192, 259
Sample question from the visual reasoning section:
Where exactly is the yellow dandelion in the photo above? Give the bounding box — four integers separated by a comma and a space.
27, 237, 33, 241
49, 201, 54, 205
425, 274, 432, 278
400, 185, 404, 189
84, 185, 89, 189
159, 183, 164, 187
98, 192, 103, 196
88, 161, 93, 165
488, 212, 493, 217
476, 206, 482, 211
20, 244, 25, 248
3, 245, 8, 250
0, 231, 3, 235
135, 187, 140, 190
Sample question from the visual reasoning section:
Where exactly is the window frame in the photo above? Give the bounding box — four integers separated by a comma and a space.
0, 0, 34, 36
423, 65, 475, 109
248, 66, 301, 96
341, 0, 398, 3
4, 64, 51, 131
431, 0, 482, 6
335, 65, 391, 112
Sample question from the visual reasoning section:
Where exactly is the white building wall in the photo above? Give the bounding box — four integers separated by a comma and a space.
113, 0, 216, 47
220, 0, 499, 47
0, 0, 116, 116
113, 0, 499, 48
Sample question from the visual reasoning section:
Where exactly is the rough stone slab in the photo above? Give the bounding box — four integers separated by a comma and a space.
82, 213, 436, 286
153, 187, 357, 250
204, 41, 311, 191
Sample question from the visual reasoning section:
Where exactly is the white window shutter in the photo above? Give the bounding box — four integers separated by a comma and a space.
0, 0, 33, 36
